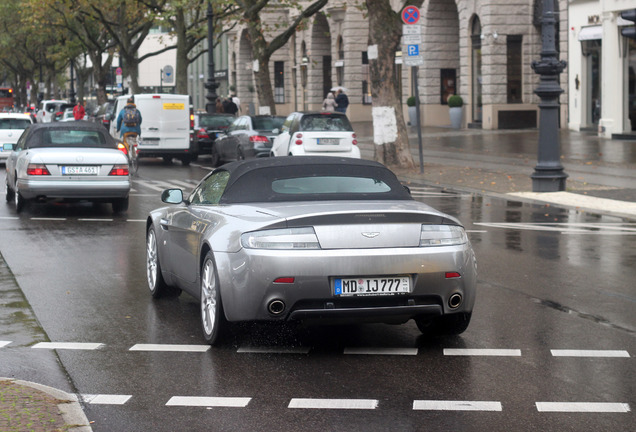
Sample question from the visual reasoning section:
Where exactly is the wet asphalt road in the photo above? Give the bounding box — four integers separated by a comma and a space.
0, 158, 634, 431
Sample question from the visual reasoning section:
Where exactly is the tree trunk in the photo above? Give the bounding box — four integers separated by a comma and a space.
174, 8, 189, 95
366, 0, 416, 169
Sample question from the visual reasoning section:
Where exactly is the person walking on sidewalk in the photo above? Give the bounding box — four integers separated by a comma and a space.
335, 89, 349, 114
73, 101, 85, 120
322, 92, 338, 112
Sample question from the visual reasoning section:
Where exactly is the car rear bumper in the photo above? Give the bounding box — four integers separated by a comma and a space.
290, 146, 361, 158
215, 244, 477, 323
17, 178, 130, 200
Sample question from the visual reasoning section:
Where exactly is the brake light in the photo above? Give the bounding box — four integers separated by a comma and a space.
249, 135, 269, 143
117, 142, 128, 156
26, 164, 50, 175
352, 133, 358, 145
445, 272, 462, 279
197, 128, 209, 139
109, 164, 129, 176
295, 133, 303, 145
153, 95, 161, 99
274, 277, 295, 284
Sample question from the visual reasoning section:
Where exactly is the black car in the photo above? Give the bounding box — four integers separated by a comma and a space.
94, 101, 116, 129
212, 115, 285, 166
195, 113, 236, 155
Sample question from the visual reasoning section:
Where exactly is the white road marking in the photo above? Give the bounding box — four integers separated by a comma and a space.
551, 350, 630, 358
134, 180, 166, 192
166, 396, 251, 407
288, 398, 379, 410
465, 230, 488, 233
126, 219, 147, 223
344, 347, 418, 356
30, 217, 66, 221
82, 394, 132, 405
129, 344, 210, 352
170, 180, 198, 189
77, 218, 113, 222
413, 400, 503, 411
0, 341, 11, 348
475, 222, 636, 235
237, 346, 310, 354
535, 402, 631, 413
444, 348, 521, 357
32, 342, 103, 350
0, 216, 19, 220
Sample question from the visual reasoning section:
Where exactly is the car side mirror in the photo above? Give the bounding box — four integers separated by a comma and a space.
161, 188, 184, 204
2, 143, 15, 152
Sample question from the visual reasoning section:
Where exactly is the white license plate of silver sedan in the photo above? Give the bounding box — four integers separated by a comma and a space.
62, 166, 98, 175
334, 276, 411, 296
317, 138, 339, 145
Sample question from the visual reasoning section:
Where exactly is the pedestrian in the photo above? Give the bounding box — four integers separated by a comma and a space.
215, 98, 224, 113
73, 100, 86, 120
222, 97, 238, 116
335, 89, 349, 114
322, 92, 338, 112
231, 94, 241, 114
116, 96, 142, 138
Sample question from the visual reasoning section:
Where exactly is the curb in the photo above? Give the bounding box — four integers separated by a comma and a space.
0, 377, 92, 432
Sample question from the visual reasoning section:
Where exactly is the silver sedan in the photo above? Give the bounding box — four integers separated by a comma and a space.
4, 121, 131, 213
146, 157, 477, 344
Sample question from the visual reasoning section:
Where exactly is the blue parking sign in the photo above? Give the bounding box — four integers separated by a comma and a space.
407, 45, 419, 56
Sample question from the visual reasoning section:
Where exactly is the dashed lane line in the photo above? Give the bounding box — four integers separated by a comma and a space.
413, 400, 503, 411
30, 217, 66, 221
166, 396, 252, 407
237, 346, 311, 354
77, 218, 113, 222
535, 402, 631, 413
344, 347, 418, 356
32, 342, 104, 350
129, 344, 210, 352
0, 341, 11, 348
443, 348, 522, 357
288, 398, 379, 410
82, 394, 132, 405
551, 350, 630, 358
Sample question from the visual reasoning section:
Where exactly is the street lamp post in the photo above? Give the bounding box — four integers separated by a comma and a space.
205, 0, 219, 114
530, 0, 567, 192
69, 60, 76, 104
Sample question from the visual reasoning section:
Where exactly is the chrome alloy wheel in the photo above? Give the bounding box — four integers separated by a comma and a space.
200, 256, 218, 339
146, 228, 159, 292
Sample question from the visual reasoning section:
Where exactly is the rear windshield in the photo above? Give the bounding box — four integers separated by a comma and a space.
252, 117, 285, 131
0, 118, 31, 130
272, 176, 392, 195
200, 115, 234, 128
27, 129, 110, 149
299, 114, 353, 132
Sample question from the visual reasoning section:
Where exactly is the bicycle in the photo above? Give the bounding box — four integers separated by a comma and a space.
121, 131, 139, 175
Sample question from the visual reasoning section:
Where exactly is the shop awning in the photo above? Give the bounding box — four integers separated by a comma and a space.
578, 26, 602, 41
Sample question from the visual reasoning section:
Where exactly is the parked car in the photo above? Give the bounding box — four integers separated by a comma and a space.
56, 108, 76, 122
94, 101, 116, 129
0, 113, 34, 163
212, 115, 285, 166
271, 112, 360, 158
194, 113, 235, 157
36, 100, 73, 123
4, 121, 131, 213
146, 156, 477, 344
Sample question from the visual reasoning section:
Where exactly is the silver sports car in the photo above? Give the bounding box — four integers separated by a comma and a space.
4, 121, 131, 213
146, 157, 477, 344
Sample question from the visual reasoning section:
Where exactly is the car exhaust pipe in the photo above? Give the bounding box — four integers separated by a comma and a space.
448, 293, 463, 309
268, 299, 286, 315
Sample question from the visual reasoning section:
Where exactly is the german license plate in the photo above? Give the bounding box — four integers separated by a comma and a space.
61, 166, 98, 175
142, 138, 160, 145
317, 138, 339, 145
334, 276, 411, 296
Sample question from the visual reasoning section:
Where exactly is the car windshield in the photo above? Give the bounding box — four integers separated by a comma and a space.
0, 118, 31, 129
200, 116, 234, 128
272, 176, 392, 194
252, 117, 285, 131
299, 114, 353, 132
28, 129, 109, 149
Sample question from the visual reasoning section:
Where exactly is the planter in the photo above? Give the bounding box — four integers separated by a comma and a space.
449, 106, 463, 129
408, 106, 418, 126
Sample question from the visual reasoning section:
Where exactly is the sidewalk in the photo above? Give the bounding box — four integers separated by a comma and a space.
353, 121, 636, 220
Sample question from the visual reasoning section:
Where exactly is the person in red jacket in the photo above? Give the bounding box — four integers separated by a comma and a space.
73, 101, 86, 120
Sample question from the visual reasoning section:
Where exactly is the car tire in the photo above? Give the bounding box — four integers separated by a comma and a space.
112, 197, 129, 214
181, 155, 191, 166
415, 312, 472, 336
5, 177, 14, 202
14, 180, 26, 213
236, 146, 244, 161
146, 225, 181, 298
163, 156, 172, 164
200, 251, 228, 345
209, 148, 220, 167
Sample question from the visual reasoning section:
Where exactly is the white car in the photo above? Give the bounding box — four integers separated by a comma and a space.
271, 112, 360, 158
36, 100, 73, 123
0, 113, 34, 163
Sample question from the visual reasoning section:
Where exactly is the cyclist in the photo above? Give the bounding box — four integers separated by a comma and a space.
116, 96, 142, 174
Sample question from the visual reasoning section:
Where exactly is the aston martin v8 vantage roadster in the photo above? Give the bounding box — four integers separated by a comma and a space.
146, 156, 477, 344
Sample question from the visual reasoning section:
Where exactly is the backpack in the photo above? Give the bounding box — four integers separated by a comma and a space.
123, 107, 140, 127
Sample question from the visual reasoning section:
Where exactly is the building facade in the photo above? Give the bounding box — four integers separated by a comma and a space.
191, 0, 570, 130
568, 0, 636, 137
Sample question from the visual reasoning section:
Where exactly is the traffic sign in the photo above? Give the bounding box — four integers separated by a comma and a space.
116, 67, 122, 76
404, 33, 422, 44
162, 65, 174, 84
402, 6, 420, 25
407, 44, 420, 56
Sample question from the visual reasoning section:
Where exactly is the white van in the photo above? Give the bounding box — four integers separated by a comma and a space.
37, 100, 73, 123
110, 94, 196, 164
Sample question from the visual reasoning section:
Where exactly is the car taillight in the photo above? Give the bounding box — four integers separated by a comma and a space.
249, 135, 269, 142
117, 142, 128, 156
197, 128, 209, 139
295, 133, 303, 145
109, 164, 129, 176
26, 164, 50, 175
352, 133, 358, 145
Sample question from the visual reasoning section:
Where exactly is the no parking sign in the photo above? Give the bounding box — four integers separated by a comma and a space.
401, 6, 420, 25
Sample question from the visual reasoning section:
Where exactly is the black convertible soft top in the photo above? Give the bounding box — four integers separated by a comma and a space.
215, 156, 413, 204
